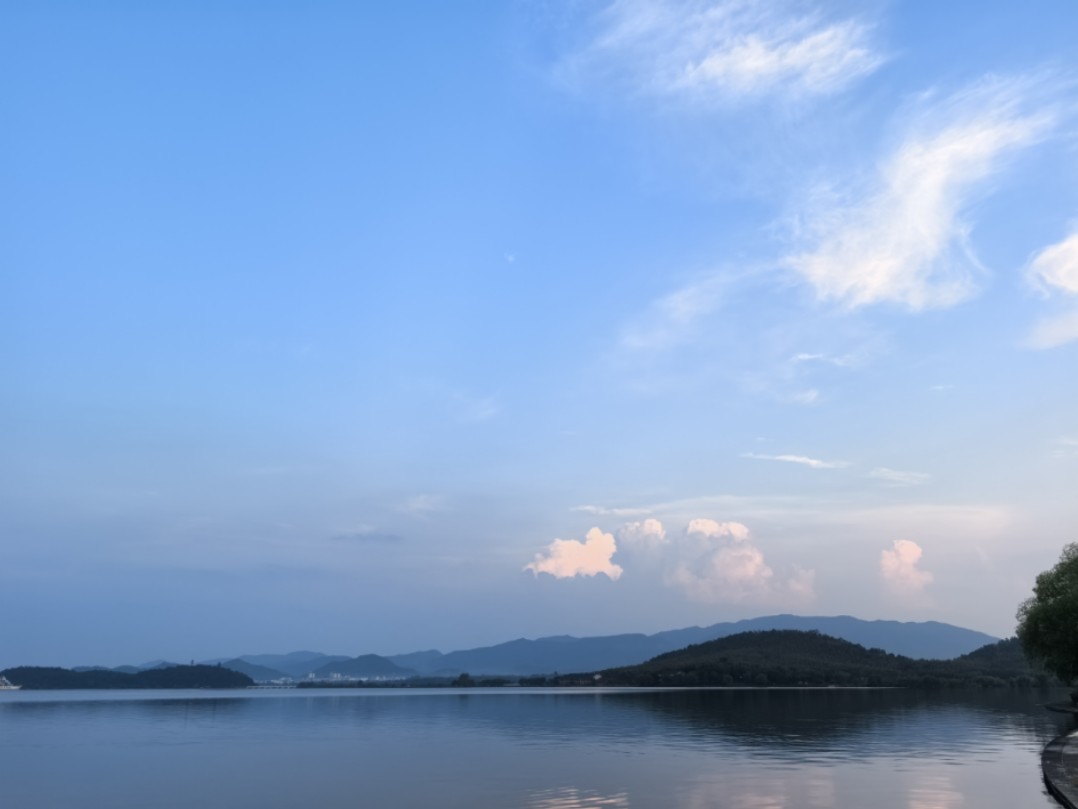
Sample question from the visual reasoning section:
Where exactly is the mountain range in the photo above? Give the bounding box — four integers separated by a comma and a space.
88, 614, 1000, 682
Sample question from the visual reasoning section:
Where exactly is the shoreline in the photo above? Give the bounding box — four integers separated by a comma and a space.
1043, 704, 1078, 809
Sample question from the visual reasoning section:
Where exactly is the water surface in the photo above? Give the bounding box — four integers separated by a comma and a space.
1, 687, 1071, 808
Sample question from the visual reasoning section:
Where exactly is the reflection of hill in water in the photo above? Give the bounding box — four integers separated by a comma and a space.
614, 688, 1073, 758
303, 688, 1071, 758
4, 688, 1070, 760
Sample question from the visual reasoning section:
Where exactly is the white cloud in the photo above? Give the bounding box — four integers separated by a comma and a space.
618, 518, 668, 547
786, 76, 1055, 310
564, 0, 884, 106
869, 467, 931, 487
1026, 309, 1078, 349
572, 504, 652, 517
525, 527, 624, 580
741, 452, 850, 469
880, 539, 933, 594
1026, 228, 1078, 348
685, 518, 750, 541
1053, 437, 1078, 459
670, 518, 813, 604
620, 273, 727, 352
788, 389, 820, 405
451, 391, 501, 423
670, 540, 775, 602
331, 527, 403, 544
398, 494, 446, 516
791, 351, 862, 368
1029, 229, 1078, 295
679, 16, 881, 100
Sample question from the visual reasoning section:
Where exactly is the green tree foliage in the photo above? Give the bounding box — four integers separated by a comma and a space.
1017, 543, 1078, 684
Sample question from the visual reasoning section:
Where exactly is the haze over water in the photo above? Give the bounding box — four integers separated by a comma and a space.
1, 688, 1071, 808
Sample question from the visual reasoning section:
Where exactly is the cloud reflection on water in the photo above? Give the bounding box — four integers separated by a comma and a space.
527, 786, 630, 809
908, 774, 964, 809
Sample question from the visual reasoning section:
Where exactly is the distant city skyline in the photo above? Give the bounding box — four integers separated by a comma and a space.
4, 1, 1078, 668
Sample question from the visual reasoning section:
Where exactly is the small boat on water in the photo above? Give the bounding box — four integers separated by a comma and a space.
0, 676, 21, 690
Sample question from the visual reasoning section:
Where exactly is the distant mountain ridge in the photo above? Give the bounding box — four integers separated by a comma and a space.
82, 615, 999, 682
382, 615, 1000, 676
309, 654, 416, 680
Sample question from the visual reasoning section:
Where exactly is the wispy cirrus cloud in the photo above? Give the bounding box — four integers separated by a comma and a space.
785, 75, 1057, 310
1026, 227, 1078, 348
869, 467, 931, 487
398, 494, 447, 516
741, 452, 850, 469
331, 527, 404, 544
787, 389, 820, 405
572, 504, 652, 517
620, 273, 728, 353
790, 350, 866, 368
1027, 310, 1078, 349
560, 0, 884, 106
451, 391, 501, 423
1053, 437, 1078, 459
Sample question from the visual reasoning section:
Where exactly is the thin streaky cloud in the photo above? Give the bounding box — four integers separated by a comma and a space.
398, 494, 447, 516
741, 452, 850, 469
572, 504, 653, 517
564, 0, 885, 106
785, 75, 1056, 311
787, 389, 820, 405
1026, 227, 1078, 348
331, 531, 404, 544
620, 272, 728, 353
1053, 437, 1078, 458
869, 467, 931, 487
1028, 228, 1078, 295
791, 351, 859, 367
1025, 309, 1078, 349
452, 391, 501, 423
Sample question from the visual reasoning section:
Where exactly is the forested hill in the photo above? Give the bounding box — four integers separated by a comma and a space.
2, 664, 254, 690
560, 631, 1051, 688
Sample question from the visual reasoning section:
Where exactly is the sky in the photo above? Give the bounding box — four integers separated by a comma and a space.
3, 0, 1078, 668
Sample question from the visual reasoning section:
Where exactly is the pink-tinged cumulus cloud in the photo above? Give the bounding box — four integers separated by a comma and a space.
525, 528, 623, 580
669, 519, 814, 604
617, 518, 668, 548
685, 518, 751, 541
880, 539, 933, 593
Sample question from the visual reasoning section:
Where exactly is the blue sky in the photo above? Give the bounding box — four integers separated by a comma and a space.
4, 0, 1078, 667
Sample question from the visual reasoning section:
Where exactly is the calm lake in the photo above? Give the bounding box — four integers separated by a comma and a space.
0, 687, 1072, 808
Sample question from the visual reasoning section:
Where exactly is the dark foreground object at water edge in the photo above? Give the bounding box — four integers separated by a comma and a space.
1, 664, 254, 690
1043, 731, 1078, 809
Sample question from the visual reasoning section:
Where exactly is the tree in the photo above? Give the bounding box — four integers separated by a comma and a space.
1016, 543, 1078, 684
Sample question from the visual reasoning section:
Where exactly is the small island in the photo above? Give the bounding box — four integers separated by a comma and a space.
1, 664, 254, 690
